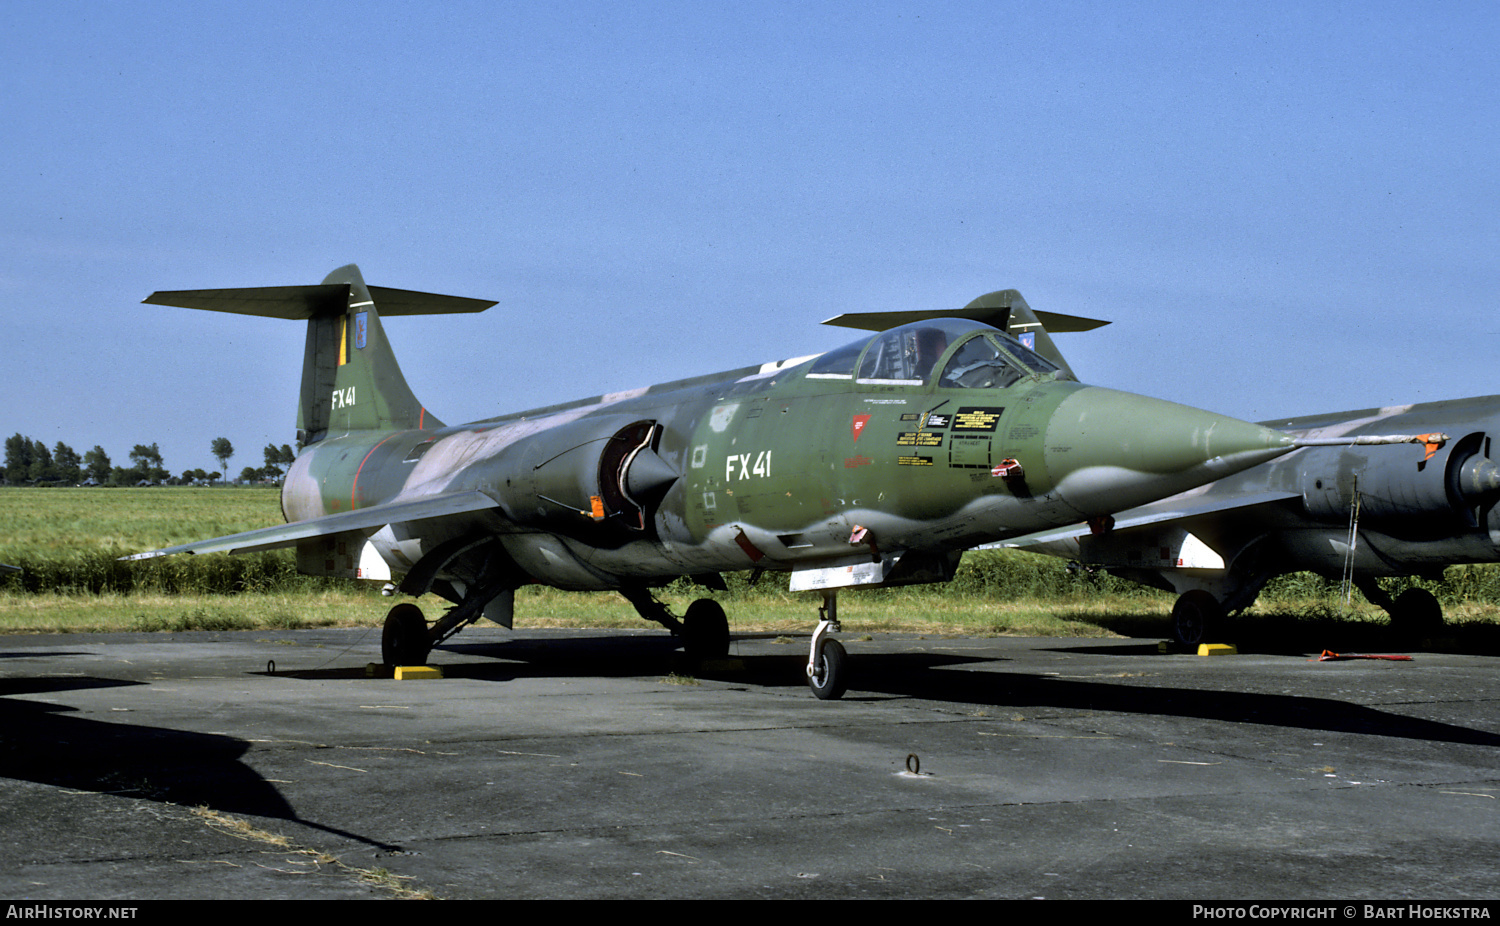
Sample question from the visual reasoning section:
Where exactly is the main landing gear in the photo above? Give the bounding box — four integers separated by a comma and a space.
1388, 587, 1443, 641
1170, 589, 1223, 650
382, 602, 431, 667
1354, 579, 1444, 643
384, 583, 853, 701
620, 587, 731, 660
381, 574, 517, 668
1170, 579, 1447, 651
681, 598, 731, 660
622, 585, 851, 700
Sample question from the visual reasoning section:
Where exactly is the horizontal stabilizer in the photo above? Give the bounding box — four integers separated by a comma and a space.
824, 306, 1109, 334
145, 265, 496, 441
824, 290, 1107, 380
123, 491, 502, 560
144, 284, 496, 319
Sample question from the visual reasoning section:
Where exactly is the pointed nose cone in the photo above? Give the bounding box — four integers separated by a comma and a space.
1044, 387, 1294, 519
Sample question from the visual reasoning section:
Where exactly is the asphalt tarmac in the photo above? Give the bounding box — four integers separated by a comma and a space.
1, 626, 1497, 900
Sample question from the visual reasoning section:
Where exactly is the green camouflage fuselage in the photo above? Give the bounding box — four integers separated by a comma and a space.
280, 317, 1289, 594
139, 265, 1294, 617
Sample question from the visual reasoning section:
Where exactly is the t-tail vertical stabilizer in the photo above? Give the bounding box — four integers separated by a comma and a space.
143, 264, 497, 444
821, 289, 1109, 381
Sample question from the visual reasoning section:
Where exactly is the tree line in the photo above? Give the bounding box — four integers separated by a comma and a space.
3, 434, 296, 486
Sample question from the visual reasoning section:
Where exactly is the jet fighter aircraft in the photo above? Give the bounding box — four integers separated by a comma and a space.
130, 265, 1297, 698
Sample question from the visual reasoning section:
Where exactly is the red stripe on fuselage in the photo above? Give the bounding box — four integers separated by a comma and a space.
350, 434, 399, 510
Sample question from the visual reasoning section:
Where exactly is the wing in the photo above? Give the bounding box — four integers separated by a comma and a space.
996, 487, 1303, 575
124, 491, 501, 559
1001, 489, 1301, 550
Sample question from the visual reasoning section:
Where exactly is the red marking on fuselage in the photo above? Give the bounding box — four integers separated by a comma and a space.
350, 434, 399, 510
852, 414, 871, 441
733, 527, 765, 562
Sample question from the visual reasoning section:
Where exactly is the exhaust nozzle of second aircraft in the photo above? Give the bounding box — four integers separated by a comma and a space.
1043, 387, 1295, 519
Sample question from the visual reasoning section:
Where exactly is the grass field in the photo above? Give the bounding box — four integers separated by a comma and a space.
3, 486, 1498, 652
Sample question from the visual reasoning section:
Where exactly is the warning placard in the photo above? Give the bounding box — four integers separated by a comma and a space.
896, 432, 944, 447
953, 407, 1004, 431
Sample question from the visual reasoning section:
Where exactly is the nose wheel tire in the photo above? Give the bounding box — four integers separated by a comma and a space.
382, 603, 432, 667
808, 638, 848, 700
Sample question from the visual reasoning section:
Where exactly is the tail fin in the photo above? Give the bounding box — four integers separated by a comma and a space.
959, 290, 1107, 381
822, 289, 1108, 380
144, 264, 496, 444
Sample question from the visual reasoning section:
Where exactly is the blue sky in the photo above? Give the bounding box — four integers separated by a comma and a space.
3, 1, 1498, 477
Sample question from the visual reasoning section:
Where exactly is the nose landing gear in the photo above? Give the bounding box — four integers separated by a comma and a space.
807, 590, 849, 700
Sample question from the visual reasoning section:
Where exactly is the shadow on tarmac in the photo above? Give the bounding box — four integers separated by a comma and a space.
0, 676, 402, 851
4, 630, 1495, 852
426, 632, 1500, 749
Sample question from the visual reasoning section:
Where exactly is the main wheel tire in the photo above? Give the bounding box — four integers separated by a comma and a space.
808, 638, 848, 701
682, 598, 730, 660
382, 603, 430, 667
1389, 587, 1443, 642
1171, 590, 1222, 650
